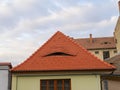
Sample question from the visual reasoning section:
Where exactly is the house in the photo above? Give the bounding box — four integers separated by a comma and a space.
0, 62, 12, 90
11, 31, 115, 90
102, 53, 120, 90
75, 35, 117, 60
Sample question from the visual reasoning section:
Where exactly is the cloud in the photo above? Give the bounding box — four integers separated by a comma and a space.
0, 0, 119, 66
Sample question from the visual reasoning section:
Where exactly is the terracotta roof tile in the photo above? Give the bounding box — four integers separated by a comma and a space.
75, 37, 116, 50
12, 31, 115, 72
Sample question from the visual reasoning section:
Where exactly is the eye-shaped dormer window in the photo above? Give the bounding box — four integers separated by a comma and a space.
44, 52, 73, 57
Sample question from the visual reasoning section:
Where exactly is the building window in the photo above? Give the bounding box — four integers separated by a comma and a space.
44, 52, 73, 57
103, 80, 108, 90
95, 51, 99, 54
41, 80, 47, 90
40, 79, 71, 90
103, 51, 110, 60
114, 50, 117, 53
104, 42, 108, 44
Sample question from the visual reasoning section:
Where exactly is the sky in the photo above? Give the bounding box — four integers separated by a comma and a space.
0, 0, 119, 66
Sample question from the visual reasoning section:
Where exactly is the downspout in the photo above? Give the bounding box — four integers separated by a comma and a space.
16, 76, 18, 90
8, 70, 12, 90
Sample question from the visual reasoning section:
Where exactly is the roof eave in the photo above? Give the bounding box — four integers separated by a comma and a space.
87, 47, 117, 50
11, 68, 116, 73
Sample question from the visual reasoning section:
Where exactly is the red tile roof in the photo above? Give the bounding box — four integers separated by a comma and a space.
12, 31, 115, 72
75, 37, 116, 50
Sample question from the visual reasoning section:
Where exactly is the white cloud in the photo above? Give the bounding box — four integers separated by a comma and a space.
0, 0, 119, 66
12, 0, 37, 8
0, 5, 12, 18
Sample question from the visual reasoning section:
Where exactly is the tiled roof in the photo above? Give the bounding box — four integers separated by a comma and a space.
75, 37, 116, 50
0, 62, 12, 68
12, 31, 115, 72
105, 53, 120, 75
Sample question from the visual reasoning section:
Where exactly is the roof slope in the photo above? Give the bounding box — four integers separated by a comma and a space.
106, 53, 120, 75
12, 31, 115, 72
75, 37, 116, 50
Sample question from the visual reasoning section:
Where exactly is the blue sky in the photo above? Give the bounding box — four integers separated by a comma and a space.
0, 0, 119, 66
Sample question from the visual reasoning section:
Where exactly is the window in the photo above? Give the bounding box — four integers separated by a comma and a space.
114, 50, 117, 53
49, 80, 54, 90
44, 52, 73, 57
57, 80, 62, 90
41, 80, 47, 90
40, 79, 71, 90
103, 51, 110, 60
95, 51, 99, 54
103, 80, 108, 90
64, 80, 70, 90
104, 42, 108, 44
103, 42, 111, 44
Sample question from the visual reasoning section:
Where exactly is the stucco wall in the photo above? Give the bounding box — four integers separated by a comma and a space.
12, 74, 101, 90
89, 49, 117, 60
108, 80, 120, 90
115, 17, 120, 52
0, 70, 9, 90
115, 29, 120, 52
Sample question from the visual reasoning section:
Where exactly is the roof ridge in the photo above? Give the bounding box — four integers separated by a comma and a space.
63, 34, 109, 62
68, 35, 92, 53
11, 31, 64, 70
57, 32, 91, 55
75, 36, 114, 40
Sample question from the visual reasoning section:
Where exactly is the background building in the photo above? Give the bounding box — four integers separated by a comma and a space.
75, 35, 117, 60
0, 62, 12, 90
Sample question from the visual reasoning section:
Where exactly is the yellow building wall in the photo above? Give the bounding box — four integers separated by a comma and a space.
114, 17, 120, 52
12, 74, 101, 90
89, 49, 117, 60
115, 33, 120, 52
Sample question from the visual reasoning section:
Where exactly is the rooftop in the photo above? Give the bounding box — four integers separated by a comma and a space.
75, 35, 116, 50
12, 31, 115, 72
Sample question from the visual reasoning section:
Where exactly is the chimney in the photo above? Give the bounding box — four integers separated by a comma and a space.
118, 1, 120, 15
89, 34, 93, 43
